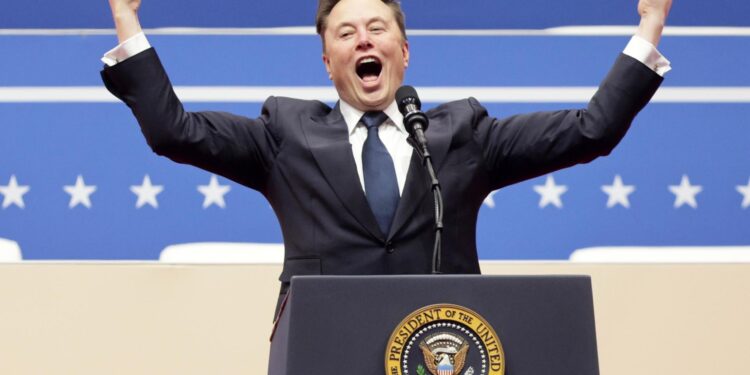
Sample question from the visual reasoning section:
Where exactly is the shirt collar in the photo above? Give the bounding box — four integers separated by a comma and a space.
339, 99, 406, 136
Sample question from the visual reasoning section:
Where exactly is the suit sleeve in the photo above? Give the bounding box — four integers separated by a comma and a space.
474, 53, 663, 189
100, 48, 279, 192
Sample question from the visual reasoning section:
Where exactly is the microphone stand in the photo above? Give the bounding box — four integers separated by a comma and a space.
407, 135, 444, 275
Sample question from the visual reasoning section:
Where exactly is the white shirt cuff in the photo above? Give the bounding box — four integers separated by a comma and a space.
101, 32, 151, 67
623, 35, 671, 76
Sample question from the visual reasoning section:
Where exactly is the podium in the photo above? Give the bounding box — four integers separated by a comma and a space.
269, 275, 599, 375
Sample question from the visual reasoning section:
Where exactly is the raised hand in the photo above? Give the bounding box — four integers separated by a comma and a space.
638, 0, 673, 20
636, 0, 673, 47
107, 0, 143, 43
108, 0, 141, 13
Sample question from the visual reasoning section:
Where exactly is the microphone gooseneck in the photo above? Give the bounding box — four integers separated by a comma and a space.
396, 86, 444, 274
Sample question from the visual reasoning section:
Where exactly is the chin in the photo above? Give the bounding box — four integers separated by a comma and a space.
363, 88, 394, 107
359, 98, 389, 111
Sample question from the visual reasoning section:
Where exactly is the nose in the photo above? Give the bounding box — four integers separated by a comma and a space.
355, 28, 373, 50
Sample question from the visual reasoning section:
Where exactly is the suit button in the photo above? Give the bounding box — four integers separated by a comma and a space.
385, 242, 395, 254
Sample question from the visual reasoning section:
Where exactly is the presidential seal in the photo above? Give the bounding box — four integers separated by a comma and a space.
385, 304, 505, 375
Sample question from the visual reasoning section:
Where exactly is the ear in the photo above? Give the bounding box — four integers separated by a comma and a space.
322, 52, 333, 80
402, 40, 410, 69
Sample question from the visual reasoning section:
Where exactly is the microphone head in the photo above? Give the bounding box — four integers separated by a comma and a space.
396, 85, 421, 114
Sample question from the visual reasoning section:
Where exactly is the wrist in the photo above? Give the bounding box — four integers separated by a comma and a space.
111, 7, 138, 22
640, 11, 667, 27
636, 14, 666, 47
112, 12, 142, 43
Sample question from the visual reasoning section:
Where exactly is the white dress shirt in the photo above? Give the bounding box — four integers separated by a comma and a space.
338, 99, 413, 195
102, 33, 671, 196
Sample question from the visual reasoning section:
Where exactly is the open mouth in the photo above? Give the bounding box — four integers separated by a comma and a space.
356, 56, 383, 83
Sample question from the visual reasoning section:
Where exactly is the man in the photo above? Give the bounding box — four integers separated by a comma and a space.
102, 0, 672, 312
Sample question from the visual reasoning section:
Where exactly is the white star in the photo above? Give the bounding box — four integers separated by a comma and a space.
736, 178, 750, 209
197, 175, 231, 209
63, 175, 97, 209
601, 175, 636, 208
533, 175, 568, 209
483, 190, 499, 208
130, 175, 164, 209
669, 175, 702, 209
0, 175, 30, 209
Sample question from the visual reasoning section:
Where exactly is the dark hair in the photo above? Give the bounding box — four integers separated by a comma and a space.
316, 0, 407, 43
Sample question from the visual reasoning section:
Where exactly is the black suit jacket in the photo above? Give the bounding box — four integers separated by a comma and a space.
102, 48, 662, 304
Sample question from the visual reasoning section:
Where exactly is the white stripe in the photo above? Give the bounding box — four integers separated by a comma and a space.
412, 26, 750, 37
1, 86, 749, 103
1, 26, 750, 37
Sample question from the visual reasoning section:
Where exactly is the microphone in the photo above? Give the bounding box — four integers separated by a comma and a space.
396, 86, 429, 151
396, 85, 444, 274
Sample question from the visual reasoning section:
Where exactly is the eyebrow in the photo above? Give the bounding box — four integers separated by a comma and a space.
333, 16, 388, 31
367, 17, 387, 25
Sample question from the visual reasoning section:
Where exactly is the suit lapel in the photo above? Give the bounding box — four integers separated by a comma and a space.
301, 103, 384, 240
388, 111, 453, 239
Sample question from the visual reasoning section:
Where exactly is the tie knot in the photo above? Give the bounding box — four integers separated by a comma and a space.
360, 111, 388, 129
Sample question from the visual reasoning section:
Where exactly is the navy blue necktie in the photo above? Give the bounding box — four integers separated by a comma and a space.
361, 111, 399, 235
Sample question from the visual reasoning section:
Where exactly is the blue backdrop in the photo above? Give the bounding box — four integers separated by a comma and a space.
2, 0, 749, 28
1, 2, 749, 260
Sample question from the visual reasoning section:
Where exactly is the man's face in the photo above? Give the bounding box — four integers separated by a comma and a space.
322, 0, 409, 111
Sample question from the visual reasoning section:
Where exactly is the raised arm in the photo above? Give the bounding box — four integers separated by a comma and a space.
474, 1, 673, 190
101, 0, 281, 192
636, 0, 673, 47
108, 0, 143, 43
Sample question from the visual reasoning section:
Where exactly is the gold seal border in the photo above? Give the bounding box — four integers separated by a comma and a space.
384, 303, 505, 375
